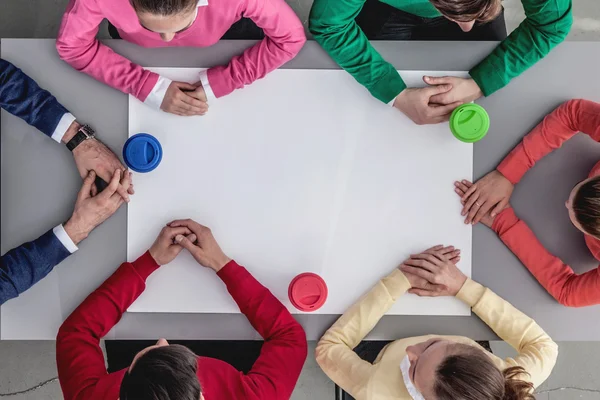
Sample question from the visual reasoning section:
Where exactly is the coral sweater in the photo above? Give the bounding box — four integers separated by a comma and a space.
494, 99, 600, 307
56, 0, 306, 107
316, 269, 558, 400
56, 251, 307, 400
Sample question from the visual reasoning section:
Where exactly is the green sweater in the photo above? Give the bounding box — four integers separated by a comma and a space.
309, 0, 573, 103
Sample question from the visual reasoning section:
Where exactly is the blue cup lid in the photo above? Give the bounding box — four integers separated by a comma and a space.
123, 133, 162, 173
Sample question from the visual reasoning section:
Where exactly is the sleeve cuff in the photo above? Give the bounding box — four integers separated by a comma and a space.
496, 149, 528, 184
198, 70, 216, 102
217, 260, 248, 284
131, 251, 161, 280
53, 224, 78, 253
144, 76, 173, 110
491, 207, 519, 236
51, 113, 77, 143
455, 278, 486, 307
383, 268, 412, 299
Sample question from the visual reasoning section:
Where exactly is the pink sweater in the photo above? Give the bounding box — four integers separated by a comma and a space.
57, 0, 306, 105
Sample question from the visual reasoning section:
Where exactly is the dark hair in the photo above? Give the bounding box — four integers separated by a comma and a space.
573, 176, 600, 238
429, 0, 502, 22
130, 0, 198, 15
120, 344, 201, 400
434, 344, 535, 400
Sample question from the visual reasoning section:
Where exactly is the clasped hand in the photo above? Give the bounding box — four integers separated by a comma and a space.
400, 245, 467, 297
394, 76, 483, 125
160, 81, 209, 117
149, 219, 231, 272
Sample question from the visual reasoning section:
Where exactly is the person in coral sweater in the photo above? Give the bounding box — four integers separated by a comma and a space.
455, 99, 600, 307
56, 219, 308, 400
56, 0, 306, 117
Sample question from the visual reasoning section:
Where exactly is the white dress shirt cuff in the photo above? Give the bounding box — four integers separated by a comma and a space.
144, 76, 173, 110
51, 113, 77, 143
198, 70, 216, 102
53, 224, 79, 254
388, 96, 397, 107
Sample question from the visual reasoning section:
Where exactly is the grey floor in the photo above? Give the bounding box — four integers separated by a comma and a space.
1, 0, 600, 399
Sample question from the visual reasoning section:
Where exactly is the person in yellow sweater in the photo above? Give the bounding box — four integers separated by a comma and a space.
316, 245, 558, 400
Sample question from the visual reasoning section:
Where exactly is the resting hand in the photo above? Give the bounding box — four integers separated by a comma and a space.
64, 169, 132, 244
169, 219, 231, 272
160, 81, 208, 117
189, 81, 208, 103
455, 171, 513, 225
393, 85, 462, 125
149, 225, 197, 265
424, 76, 483, 105
64, 122, 133, 200
400, 245, 466, 297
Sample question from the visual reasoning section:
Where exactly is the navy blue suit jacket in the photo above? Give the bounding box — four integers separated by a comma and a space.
0, 59, 72, 305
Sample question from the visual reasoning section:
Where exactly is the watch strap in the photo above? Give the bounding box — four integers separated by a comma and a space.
67, 124, 95, 151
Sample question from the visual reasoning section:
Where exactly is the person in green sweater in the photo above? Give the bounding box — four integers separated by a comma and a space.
309, 0, 572, 125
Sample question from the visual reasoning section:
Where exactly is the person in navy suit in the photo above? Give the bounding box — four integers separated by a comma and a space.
0, 59, 132, 305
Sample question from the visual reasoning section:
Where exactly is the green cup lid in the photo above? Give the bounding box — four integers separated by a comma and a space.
449, 103, 490, 143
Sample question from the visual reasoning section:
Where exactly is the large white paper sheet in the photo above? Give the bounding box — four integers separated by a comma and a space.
127, 68, 472, 315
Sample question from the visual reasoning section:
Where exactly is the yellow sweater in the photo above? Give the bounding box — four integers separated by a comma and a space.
315, 269, 558, 400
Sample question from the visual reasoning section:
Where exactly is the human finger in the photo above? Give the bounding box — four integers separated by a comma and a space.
175, 234, 202, 258
400, 265, 436, 282
424, 84, 452, 99
164, 226, 193, 242
408, 288, 436, 297
169, 219, 208, 236
99, 169, 121, 200
408, 253, 443, 267
462, 190, 480, 219
423, 244, 444, 253
473, 199, 495, 225
111, 170, 131, 203
78, 171, 96, 201
466, 199, 484, 224
180, 93, 208, 112
429, 101, 462, 117
423, 76, 454, 86
175, 82, 198, 91
491, 200, 507, 218
460, 180, 477, 202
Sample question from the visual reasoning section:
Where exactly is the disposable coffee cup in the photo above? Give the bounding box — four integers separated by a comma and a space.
449, 103, 490, 143
288, 273, 328, 312
123, 133, 163, 173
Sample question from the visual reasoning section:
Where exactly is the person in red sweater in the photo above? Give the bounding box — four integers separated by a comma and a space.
56, 219, 308, 400
452, 99, 600, 307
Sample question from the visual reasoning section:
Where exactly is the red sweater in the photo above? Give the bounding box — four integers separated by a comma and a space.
494, 99, 600, 307
56, 252, 308, 400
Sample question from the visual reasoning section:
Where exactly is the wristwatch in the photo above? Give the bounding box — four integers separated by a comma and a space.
66, 124, 96, 151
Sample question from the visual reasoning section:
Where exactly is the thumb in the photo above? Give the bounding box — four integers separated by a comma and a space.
78, 171, 96, 201
423, 76, 452, 85
175, 234, 199, 252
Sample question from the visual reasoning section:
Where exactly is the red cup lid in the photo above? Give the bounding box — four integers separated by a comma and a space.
288, 273, 328, 312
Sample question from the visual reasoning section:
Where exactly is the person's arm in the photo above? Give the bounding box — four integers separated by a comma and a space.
200, 0, 306, 100
217, 261, 308, 400
56, 0, 160, 105
0, 226, 77, 305
0, 59, 76, 142
456, 273, 558, 387
498, 99, 600, 184
492, 207, 600, 307
470, 0, 572, 96
309, 0, 405, 104
315, 269, 411, 398
56, 252, 160, 400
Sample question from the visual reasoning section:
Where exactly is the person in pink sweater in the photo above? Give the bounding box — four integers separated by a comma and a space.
454, 99, 600, 307
57, 0, 306, 117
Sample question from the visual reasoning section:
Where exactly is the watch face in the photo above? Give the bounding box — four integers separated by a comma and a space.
81, 124, 96, 138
